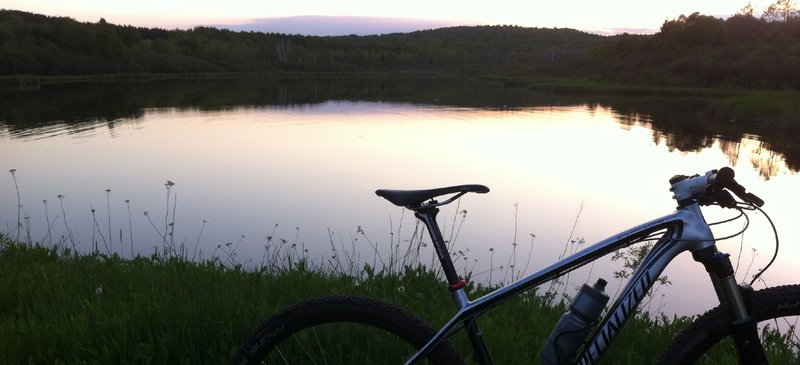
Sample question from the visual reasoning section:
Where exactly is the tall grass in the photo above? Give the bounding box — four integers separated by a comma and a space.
6, 236, 798, 364
0, 237, 380, 364
0, 235, 685, 365
5, 169, 191, 260
709, 91, 800, 126
3, 171, 798, 364
510, 76, 741, 98
11, 210, 800, 365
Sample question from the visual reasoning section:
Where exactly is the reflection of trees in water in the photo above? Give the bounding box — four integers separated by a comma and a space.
0, 76, 537, 135
2, 117, 145, 140
720, 138, 788, 180
719, 139, 742, 167
613, 107, 795, 180
741, 139, 788, 180
1, 77, 797, 178
651, 129, 715, 153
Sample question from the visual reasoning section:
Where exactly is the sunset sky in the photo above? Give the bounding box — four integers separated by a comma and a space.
3, 0, 776, 35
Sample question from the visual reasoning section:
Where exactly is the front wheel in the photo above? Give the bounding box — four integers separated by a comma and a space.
232, 295, 465, 365
657, 284, 800, 364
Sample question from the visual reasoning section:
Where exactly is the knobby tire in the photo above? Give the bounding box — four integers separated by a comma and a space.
232, 295, 465, 365
657, 284, 800, 364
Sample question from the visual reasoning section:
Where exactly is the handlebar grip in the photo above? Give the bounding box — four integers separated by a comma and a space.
713, 167, 736, 189
712, 167, 764, 207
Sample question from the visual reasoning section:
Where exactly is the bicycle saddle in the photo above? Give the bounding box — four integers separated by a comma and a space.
375, 184, 489, 207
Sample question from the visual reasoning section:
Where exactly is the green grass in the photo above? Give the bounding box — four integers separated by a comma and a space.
0, 71, 413, 90
0, 234, 796, 364
478, 75, 740, 98
0, 236, 464, 364
506, 76, 800, 126
708, 91, 800, 126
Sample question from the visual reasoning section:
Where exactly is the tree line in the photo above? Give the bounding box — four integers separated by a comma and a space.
584, 2, 800, 90
0, 10, 598, 76
1, 4, 799, 90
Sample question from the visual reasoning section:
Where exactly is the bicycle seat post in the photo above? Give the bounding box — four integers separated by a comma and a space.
416, 204, 495, 364
414, 206, 467, 300
374, 184, 488, 307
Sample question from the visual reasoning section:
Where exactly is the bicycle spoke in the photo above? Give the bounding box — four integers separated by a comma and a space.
289, 332, 319, 365
276, 348, 288, 365
311, 327, 328, 365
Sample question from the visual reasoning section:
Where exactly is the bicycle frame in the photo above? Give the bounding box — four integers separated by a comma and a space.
405, 201, 735, 365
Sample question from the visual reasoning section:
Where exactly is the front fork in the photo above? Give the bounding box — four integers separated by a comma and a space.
693, 246, 768, 364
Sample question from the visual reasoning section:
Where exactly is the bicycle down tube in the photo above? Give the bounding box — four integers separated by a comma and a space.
405, 202, 724, 365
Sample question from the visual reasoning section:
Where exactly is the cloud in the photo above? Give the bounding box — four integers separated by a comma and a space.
591, 27, 659, 36
213, 15, 476, 36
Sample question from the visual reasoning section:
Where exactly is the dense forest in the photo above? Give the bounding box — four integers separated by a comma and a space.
589, 11, 800, 89
0, 10, 598, 76
1, 5, 799, 90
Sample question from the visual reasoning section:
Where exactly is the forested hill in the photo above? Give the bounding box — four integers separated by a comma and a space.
0, 10, 599, 76
587, 12, 800, 90
2, 9, 800, 90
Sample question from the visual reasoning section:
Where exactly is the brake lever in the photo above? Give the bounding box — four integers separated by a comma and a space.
716, 189, 738, 209
700, 185, 737, 208
723, 180, 764, 207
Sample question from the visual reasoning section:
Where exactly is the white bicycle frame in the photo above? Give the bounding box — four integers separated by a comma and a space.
403, 172, 753, 364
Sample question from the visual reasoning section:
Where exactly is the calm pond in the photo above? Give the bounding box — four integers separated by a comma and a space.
2, 76, 799, 317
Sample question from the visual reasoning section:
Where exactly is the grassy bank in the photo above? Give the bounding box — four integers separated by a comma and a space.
0, 71, 415, 90
0, 234, 677, 364
494, 75, 800, 126
510, 76, 741, 98
2, 234, 798, 364
4, 71, 799, 127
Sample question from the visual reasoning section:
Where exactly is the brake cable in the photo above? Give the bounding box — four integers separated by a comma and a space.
749, 203, 779, 285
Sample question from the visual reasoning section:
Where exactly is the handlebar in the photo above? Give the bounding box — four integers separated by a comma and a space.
669, 167, 764, 208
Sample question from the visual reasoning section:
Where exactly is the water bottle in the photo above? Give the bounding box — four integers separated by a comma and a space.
540, 278, 609, 365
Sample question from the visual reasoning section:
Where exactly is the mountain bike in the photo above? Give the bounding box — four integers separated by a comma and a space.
232, 167, 800, 364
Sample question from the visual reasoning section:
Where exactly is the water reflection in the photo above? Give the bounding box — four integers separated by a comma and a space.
2, 77, 797, 179
2, 78, 799, 317
619, 114, 797, 180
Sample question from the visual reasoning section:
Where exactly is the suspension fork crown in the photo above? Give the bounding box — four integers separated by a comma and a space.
693, 246, 752, 322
